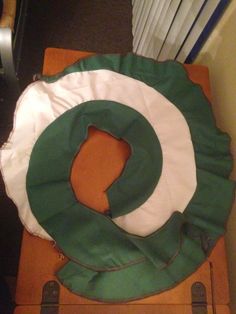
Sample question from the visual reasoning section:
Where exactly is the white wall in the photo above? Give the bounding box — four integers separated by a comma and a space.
195, 2, 236, 312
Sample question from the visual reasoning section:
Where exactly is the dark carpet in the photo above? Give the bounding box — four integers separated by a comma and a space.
19, 0, 133, 89
0, 0, 132, 308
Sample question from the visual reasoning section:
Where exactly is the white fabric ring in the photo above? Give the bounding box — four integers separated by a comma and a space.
0, 69, 196, 238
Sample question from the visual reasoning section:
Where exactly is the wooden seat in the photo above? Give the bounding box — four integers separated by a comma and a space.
14, 304, 231, 314
15, 48, 231, 313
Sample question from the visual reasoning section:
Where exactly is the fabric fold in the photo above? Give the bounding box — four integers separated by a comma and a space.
56, 226, 206, 302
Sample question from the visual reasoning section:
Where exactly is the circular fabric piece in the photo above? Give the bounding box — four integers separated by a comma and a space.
27, 99, 163, 225
0, 67, 197, 239
26, 100, 185, 271
1, 53, 235, 303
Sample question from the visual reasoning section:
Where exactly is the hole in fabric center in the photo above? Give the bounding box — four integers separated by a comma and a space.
70, 126, 131, 214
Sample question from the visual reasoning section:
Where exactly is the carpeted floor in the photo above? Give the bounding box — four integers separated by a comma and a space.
19, 0, 133, 88
0, 0, 132, 309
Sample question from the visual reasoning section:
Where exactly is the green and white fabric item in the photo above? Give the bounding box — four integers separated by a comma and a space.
0, 54, 235, 302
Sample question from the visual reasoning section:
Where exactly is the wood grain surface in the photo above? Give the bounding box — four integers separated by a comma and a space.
14, 304, 231, 314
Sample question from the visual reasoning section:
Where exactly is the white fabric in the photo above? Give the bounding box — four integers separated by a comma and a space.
0, 69, 196, 239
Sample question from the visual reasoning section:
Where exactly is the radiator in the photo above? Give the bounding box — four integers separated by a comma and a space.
132, 0, 229, 62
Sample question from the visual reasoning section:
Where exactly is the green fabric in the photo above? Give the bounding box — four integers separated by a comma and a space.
57, 232, 205, 302
27, 100, 163, 269
27, 53, 235, 302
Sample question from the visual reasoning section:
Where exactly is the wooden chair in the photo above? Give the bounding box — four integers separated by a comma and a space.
14, 48, 231, 314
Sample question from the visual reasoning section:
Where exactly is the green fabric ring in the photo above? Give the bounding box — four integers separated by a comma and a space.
27, 100, 166, 270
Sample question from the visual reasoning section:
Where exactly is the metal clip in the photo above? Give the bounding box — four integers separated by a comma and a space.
41, 280, 60, 314
191, 282, 208, 314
